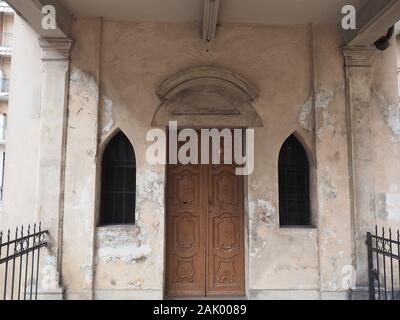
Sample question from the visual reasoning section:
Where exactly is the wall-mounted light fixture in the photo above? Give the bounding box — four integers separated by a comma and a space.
374, 25, 394, 51
202, 0, 220, 41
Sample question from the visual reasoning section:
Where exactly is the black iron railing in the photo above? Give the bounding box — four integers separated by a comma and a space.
367, 226, 400, 300
0, 223, 48, 300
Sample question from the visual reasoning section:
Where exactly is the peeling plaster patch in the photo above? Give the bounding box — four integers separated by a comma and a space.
382, 102, 400, 141
137, 170, 164, 211
134, 170, 165, 242
323, 226, 337, 238
326, 250, 345, 291
93, 171, 165, 272
249, 199, 276, 258
315, 88, 334, 110
275, 263, 291, 272
102, 96, 114, 134
96, 227, 152, 265
75, 176, 96, 233
314, 86, 344, 141
129, 280, 143, 289
87, 150, 94, 158
295, 86, 342, 141
321, 175, 337, 201
80, 265, 92, 288
377, 188, 400, 220
70, 69, 98, 97
328, 257, 338, 290
40, 255, 60, 290
97, 244, 151, 264
298, 96, 313, 131
68, 69, 99, 148
44, 255, 57, 268
372, 87, 400, 143
249, 199, 276, 225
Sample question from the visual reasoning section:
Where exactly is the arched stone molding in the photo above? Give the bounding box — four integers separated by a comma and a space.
152, 66, 263, 127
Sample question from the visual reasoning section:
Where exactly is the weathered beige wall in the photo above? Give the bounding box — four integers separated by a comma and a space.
313, 26, 353, 299
362, 38, 400, 293
4, 15, 398, 300
101, 21, 318, 299
61, 18, 101, 300
344, 38, 400, 298
60, 18, 357, 299
372, 39, 400, 229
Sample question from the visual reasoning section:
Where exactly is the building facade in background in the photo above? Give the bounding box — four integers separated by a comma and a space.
0, 0, 400, 300
0, 1, 13, 203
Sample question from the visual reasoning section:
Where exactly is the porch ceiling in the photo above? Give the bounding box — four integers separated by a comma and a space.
60, 0, 367, 24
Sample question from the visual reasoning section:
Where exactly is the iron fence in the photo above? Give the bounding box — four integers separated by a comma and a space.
367, 226, 400, 300
0, 223, 48, 300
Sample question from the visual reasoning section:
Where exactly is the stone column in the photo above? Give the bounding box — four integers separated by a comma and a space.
36, 38, 72, 299
343, 46, 376, 295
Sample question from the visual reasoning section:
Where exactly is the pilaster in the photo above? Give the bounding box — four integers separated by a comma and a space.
36, 38, 72, 299
343, 46, 377, 289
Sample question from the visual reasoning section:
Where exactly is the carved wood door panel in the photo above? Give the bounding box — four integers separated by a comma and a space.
166, 160, 245, 297
166, 164, 206, 297
207, 164, 245, 296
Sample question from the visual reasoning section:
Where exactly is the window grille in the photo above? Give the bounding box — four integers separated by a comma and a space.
100, 132, 136, 225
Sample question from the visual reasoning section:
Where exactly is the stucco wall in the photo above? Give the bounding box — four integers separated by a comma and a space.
61, 18, 101, 300
102, 20, 319, 298
59, 18, 358, 299
371, 40, 400, 227
3, 15, 399, 300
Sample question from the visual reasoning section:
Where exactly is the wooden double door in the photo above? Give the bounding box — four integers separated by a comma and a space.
166, 163, 245, 297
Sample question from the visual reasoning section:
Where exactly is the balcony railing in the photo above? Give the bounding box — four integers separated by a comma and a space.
0, 115, 6, 144
0, 78, 9, 93
0, 2, 13, 14
0, 33, 12, 48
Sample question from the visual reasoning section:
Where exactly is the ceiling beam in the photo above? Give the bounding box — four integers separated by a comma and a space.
7, 0, 72, 38
202, 0, 220, 41
345, 0, 400, 46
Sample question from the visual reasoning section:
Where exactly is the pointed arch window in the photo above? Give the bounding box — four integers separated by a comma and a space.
100, 132, 136, 225
278, 135, 311, 226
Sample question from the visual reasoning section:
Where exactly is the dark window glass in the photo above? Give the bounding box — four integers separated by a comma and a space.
100, 132, 136, 225
278, 135, 311, 226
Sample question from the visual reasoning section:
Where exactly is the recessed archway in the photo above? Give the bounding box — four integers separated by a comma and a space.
152, 66, 263, 128
156, 66, 260, 298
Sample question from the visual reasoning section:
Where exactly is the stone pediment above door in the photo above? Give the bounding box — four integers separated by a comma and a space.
152, 66, 263, 127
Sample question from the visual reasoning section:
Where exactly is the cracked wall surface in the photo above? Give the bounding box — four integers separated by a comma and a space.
371, 39, 400, 231
62, 19, 355, 298
7, 15, 400, 300
313, 26, 353, 295
62, 18, 101, 299
94, 169, 165, 295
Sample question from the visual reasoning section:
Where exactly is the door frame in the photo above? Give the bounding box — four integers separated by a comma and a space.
162, 127, 250, 299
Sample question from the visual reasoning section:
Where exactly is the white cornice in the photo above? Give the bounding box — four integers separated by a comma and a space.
39, 38, 72, 61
